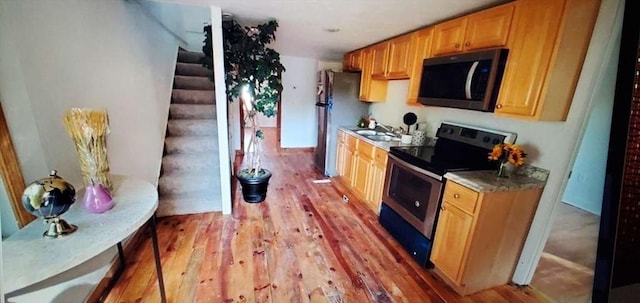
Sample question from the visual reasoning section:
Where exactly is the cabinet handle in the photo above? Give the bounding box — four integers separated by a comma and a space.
441, 205, 446, 211
414, 201, 420, 207
465, 41, 470, 47
496, 104, 503, 109
453, 193, 460, 199
454, 43, 461, 49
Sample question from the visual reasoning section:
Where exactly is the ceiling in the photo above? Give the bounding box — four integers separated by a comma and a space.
164, 0, 510, 61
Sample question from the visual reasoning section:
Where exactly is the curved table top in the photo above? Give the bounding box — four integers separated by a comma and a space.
2, 175, 158, 294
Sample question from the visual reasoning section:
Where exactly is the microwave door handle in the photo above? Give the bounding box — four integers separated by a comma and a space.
465, 61, 480, 99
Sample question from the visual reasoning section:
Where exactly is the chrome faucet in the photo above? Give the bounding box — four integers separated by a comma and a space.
376, 123, 402, 136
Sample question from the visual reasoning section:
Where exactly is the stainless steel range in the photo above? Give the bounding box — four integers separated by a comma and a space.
379, 121, 516, 267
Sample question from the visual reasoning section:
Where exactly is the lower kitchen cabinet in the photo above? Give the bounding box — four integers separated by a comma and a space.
366, 149, 388, 214
430, 180, 542, 296
336, 130, 388, 214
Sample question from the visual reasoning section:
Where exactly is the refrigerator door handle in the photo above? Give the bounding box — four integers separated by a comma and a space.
315, 102, 329, 107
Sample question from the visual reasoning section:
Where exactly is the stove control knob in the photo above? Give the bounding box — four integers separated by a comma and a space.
492, 138, 501, 145
414, 201, 420, 207
483, 136, 491, 143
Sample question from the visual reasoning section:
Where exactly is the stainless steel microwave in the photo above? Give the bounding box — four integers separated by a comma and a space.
417, 48, 508, 112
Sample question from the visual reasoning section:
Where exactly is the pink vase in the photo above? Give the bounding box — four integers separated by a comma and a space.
82, 183, 114, 213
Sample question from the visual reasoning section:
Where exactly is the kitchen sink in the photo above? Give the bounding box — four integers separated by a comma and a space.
365, 135, 401, 142
355, 130, 380, 136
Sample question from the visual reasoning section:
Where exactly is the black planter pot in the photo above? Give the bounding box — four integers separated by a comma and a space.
236, 169, 272, 203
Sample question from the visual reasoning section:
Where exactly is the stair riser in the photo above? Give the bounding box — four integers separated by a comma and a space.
158, 177, 217, 195
162, 157, 218, 173
170, 105, 216, 119
165, 139, 218, 154
167, 121, 217, 137
171, 90, 215, 105
173, 76, 214, 91
175, 63, 211, 77
177, 51, 205, 64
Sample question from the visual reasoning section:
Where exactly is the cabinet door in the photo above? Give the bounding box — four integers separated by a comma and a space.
351, 50, 363, 71
432, 17, 467, 56
386, 34, 413, 79
336, 141, 346, 176
431, 202, 474, 283
464, 3, 514, 51
367, 161, 386, 214
343, 145, 356, 186
370, 42, 390, 79
494, 0, 564, 117
353, 154, 371, 197
406, 27, 434, 105
343, 52, 352, 71
359, 49, 373, 100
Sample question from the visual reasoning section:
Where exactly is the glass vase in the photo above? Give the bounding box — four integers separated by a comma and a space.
497, 161, 510, 178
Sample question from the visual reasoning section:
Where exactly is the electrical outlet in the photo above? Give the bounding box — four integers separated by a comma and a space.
342, 195, 349, 203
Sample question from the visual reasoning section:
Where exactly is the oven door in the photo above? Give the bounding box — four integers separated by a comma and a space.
382, 154, 444, 239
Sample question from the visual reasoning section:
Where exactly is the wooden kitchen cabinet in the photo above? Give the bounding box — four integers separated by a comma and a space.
359, 48, 389, 102
366, 148, 388, 214
495, 0, 600, 121
370, 34, 413, 80
336, 130, 347, 176
430, 180, 542, 295
335, 130, 389, 214
431, 3, 514, 56
406, 27, 434, 105
343, 49, 363, 71
353, 140, 374, 198
343, 133, 358, 186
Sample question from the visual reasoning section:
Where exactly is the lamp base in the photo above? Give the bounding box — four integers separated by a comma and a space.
43, 217, 77, 238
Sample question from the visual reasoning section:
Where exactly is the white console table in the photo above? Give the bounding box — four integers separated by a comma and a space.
2, 175, 166, 302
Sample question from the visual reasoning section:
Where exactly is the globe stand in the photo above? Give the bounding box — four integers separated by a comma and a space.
43, 217, 77, 238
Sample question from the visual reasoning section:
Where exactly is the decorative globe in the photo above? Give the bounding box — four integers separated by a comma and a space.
22, 170, 76, 218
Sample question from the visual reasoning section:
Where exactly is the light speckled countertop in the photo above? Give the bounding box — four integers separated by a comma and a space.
338, 127, 433, 151
445, 165, 550, 193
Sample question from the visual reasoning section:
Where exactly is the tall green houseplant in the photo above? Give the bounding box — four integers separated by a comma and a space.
203, 19, 285, 202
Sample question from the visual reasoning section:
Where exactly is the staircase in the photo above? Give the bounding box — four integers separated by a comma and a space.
157, 50, 221, 217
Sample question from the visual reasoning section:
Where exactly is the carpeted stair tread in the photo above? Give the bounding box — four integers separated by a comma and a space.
167, 119, 217, 136
177, 51, 206, 64
164, 136, 217, 154
175, 62, 211, 77
157, 193, 221, 216
170, 104, 216, 119
172, 89, 215, 104
173, 75, 214, 91
158, 172, 219, 195
161, 153, 219, 173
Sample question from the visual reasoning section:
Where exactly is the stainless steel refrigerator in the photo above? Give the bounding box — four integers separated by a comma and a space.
314, 70, 369, 176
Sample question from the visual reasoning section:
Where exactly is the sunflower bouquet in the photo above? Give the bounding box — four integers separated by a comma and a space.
488, 143, 527, 177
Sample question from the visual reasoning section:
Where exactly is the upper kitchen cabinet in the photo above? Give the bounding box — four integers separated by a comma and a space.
370, 33, 413, 80
431, 3, 514, 56
359, 48, 388, 102
406, 27, 434, 105
343, 49, 363, 72
495, 0, 601, 121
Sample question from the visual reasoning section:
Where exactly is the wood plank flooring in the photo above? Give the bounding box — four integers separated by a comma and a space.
103, 148, 547, 303
530, 202, 600, 303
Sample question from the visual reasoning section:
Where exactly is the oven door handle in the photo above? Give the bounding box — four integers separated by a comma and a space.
389, 154, 443, 181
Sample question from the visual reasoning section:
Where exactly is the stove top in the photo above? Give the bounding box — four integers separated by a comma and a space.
390, 122, 517, 175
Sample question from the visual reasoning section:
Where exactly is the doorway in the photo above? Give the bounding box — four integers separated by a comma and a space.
529, 3, 619, 300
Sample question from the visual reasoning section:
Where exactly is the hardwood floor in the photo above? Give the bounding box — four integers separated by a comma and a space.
530, 202, 600, 303
103, 148, 547, 303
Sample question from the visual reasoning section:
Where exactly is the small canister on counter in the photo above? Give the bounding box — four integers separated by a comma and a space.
411, 130, 427, 145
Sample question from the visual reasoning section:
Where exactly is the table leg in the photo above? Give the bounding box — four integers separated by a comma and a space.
149, 215, 167, 303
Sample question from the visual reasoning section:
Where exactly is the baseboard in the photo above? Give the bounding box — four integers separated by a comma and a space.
278, 147, 314, 153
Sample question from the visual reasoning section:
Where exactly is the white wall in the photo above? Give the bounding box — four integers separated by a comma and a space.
0, 0, 179, 191
280, 55, 319, 148
139, 0, 211, 52
318, 61, 343, 72
369, 0, 622, 284
0, 176, 17, 238
562, 62, 615, 215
